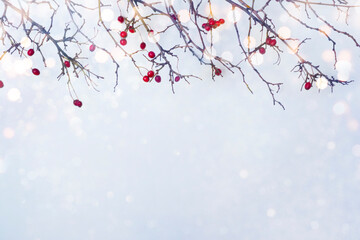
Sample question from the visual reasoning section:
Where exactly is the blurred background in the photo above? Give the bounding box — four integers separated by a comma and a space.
1, 1, 360, 239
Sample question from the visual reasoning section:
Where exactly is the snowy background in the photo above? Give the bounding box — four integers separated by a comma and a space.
1, 1, 360, 239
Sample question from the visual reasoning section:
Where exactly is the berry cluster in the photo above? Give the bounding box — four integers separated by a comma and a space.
258, 36, 277, 55
202, 18, 225, 31
266, 37, 277, 47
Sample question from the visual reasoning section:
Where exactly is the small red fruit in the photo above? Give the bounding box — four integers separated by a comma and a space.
120, 39, 127, 46
27, 49, 34, 56
216, 21, 221, 27
155, 75, 161, 83
175, 76, 180, 82
148, 51, 155, 58
215, 68, 222, 76
129, 26, 135, 33
259, 47, 266, 54
89, 44, 96, 52
32, 68, 40, 76
73, 99, 82, 108
147, 70, 155, 78
219, 18, 225, 24
202, 23, 207, 28
304, 82, 312, 90
205, 25, 211, 31
140, 42, 146, 50
120, 31, 127, 38
118, 16, 125, 23
266, 37, 272, 45
64, 61, 70, 67
143, 76, 149, 82
270, 39, 277, 46
209, 18, 215, 26
0, 80, 4, 88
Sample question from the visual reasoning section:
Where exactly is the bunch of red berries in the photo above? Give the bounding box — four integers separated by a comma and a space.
117, 15, 136, 46
202, 18, 225, 31
265, 37, 277, 47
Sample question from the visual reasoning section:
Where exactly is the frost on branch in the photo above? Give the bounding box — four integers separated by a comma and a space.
0, 0, 359, 109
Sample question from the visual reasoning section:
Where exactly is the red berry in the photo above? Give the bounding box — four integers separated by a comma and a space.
118, 16, 124, 23
205, 25, 211, 31
215, 68, 222, 76
219, 18, 225, 24
129, 26, 135, 33
73, 99, 82, 107
147, 70, 155, 77
143, 76, 149, 82
266, 37, 272, 45
0, 80, 4, 88
32, 68, 40, 76
259, 47, 266, 54
89, 44, 96, 52
202, 23, 207, 28
140, 42, 146, 50
120, 39, 127, 46
120, 31, 127, 38
304, 82, 312, 90
175, 76, 180, 82
209, 18, 215, 26
27, 49, 34, 56
64, 61, 70, 68
155, 75, 161, 83
270, 39, 277, 46
216, 21, 221, 27
148, 51, 155, 58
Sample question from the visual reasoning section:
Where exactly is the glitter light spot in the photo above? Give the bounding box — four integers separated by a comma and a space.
348, 119, 359, 131
316, 77, 328, 90
336, 60, 352, 73
352, 144, 360, 157
243, 36, 256, 49
206, 29, 220, 43
227, 8, 242, 23
239, 169, 249, 179
327, 141, 336, 150
95, 50, 109, 63
278, 26, 291, 39
319, 25, 332, 35
107, 191, 114, 199
178, 9, 190, 23
287, 40, 300, 55
125, 195, 133, 203
7, 88, 21, 102
101, 9, 114, 22
23, 58, 33, 70
267, 208, 276, 218
221, 51, 233, 62
111, 47, 126, 62
148, 31, 161, 43
20, 37, 31, 48
249, 52, 264, 66
322, 50, 334, 63
333, 101, 348, 115
110, 20, 122, 31
14, 60, 27, 75
3, 127, 15, 139
45, 58, 56, 68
